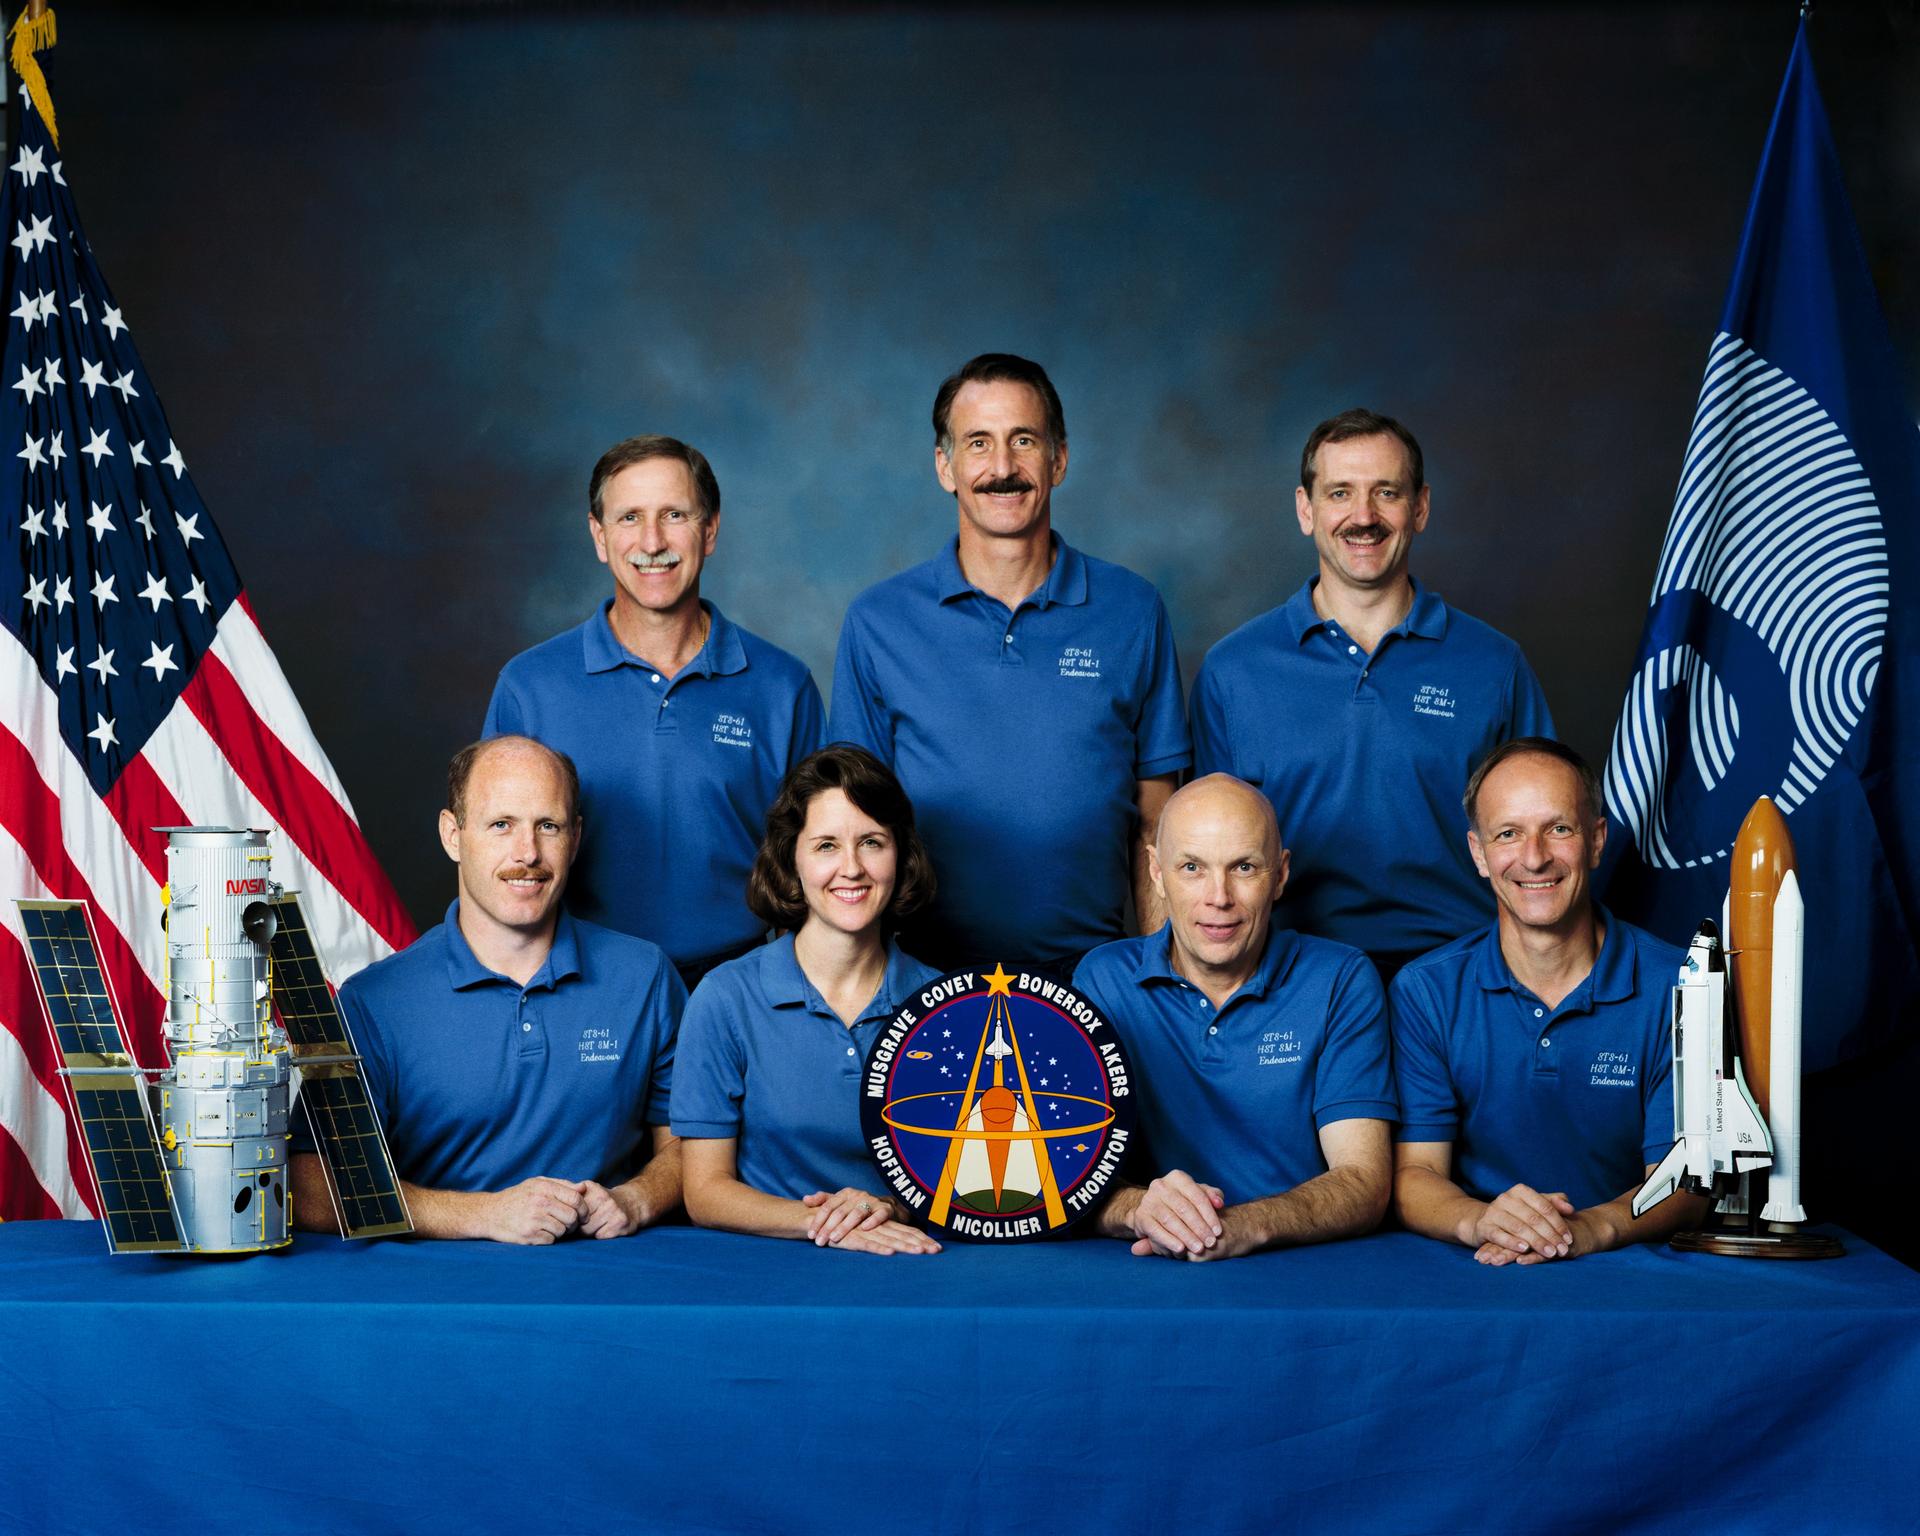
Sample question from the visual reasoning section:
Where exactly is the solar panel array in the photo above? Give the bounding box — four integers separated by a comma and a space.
18, 900, 133, 1058
16, 901, 184, 1253
266, 893, 351, 1053
268, 892, 412, 1239
296, 1075, 412, 1237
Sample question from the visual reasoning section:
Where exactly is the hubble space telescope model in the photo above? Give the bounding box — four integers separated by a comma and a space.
1631, 798, 1841, 1258
18, 827, 410, 1254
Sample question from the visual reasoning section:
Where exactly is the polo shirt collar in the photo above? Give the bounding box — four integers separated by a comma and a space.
440, 899, 584, 992
1131, 920, 1302, 1004
581, 599, 746, 679
759, 932, 919, 1024
933, 534, 1088, 610
1470, 906, 1635, 1007
1281, 576, 1449, 644
1403, 579, 1448, 639
1587, 908, 1637, 1003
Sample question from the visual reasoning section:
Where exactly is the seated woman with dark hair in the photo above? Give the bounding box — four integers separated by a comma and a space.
671, 744, 944, 1255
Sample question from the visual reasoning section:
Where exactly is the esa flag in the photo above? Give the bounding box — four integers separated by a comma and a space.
0, 13, 416, 1220
1601, 21, 1919, 1072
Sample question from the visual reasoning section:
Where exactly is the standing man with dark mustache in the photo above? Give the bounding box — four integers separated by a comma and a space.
1190, 409, 1553, 981
484, 436, 823, 990
830, 354, 1190, 975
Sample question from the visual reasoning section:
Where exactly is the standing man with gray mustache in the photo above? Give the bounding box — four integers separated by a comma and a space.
831, 354, 1190, 975
485, 436, 824, 990
1190, 409, 1553, 981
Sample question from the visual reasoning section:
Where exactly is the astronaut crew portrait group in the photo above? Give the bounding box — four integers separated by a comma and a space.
290, 350, 1706, 1264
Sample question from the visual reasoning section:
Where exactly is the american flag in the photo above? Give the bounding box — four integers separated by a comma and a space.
0, 26, 416, 1220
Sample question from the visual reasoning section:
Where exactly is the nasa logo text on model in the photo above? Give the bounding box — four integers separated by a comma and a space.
861, 964, 1134, 1242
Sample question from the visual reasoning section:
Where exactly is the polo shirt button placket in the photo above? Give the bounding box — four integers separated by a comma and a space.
999, 607, 1022, 666
1532, 1006, 1555, 1075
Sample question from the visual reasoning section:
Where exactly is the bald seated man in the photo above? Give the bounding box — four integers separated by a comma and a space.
1072, 774, 1397, 1260
291, 735, 686, 1244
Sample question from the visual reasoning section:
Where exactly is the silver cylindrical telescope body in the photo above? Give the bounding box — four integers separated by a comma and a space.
157, 828, 291, 1252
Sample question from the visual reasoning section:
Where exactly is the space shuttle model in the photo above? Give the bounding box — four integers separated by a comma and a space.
1632, 798, 1839, 1257
1631, 919, 1773, 1211
18, 827, 410, 1254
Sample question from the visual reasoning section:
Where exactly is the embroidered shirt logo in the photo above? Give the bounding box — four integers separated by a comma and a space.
712, 712, 753, 749
1057, 646, 1102, 680
1258, 1030, 1303, 1068
1411, 684, 1456, 719
1589, 1050, 1636, 1089
579, 1027, 621, 1065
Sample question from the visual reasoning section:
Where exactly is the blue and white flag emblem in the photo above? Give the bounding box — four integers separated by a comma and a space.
1600, 22, 1919, 1071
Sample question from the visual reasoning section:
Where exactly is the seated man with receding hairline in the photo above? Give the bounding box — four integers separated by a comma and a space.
1391, 738, 1706, 1265
291, 735, 685, 1244
1072, 774, 1396, 1261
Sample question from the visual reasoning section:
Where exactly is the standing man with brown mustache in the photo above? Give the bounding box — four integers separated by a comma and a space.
1190, 408, 1554, 981
830, 354, 1191, 975
484, 436, 823, 990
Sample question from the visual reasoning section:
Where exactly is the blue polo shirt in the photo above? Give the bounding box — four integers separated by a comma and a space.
1072, 925, 1396, 1206
309, 903, 684, 1194
830, 535, 1190, 970
1390, 913, 1682, 1212
670, 934, 942, 1200
1190, 579, 1552, 966
484, 599, 823, 974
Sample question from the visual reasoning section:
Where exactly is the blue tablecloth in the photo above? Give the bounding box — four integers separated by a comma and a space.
1, 1220, 1916, 1535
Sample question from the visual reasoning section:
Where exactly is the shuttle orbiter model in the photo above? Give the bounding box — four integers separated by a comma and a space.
1630, 920, 1772, 1213
1632, 797, 1839, 1256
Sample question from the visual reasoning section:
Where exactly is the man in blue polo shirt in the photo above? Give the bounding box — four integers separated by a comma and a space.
1191, 408, 1553, 979
1072, 775, 1395, 1261
290, 736, 685, 1245
830, 354, 1190, 974
485, 435, 823, 987
1392, 739, 1704, 1265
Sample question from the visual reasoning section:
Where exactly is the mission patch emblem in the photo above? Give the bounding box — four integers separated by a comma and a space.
861, 964, 1134, 1242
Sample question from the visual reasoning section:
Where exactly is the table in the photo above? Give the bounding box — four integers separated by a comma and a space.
2, 1220, 1916, 1534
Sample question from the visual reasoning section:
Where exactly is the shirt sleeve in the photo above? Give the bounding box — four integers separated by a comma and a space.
642, 960, 688, 1128
293, 980, 401, 1162
1389, 968, 1460, 1145
790, 668, 827, 768
827, 607, 892, 761
1507, 651, 1556, 741
1132, 594, 1192, 779
482, 669, 523, 738
1189, 657, 1232, 779
1068, 953, 1117, 1027
1067, 954, 1155, 1185
667, 977, 748, 1139
1312, 952, 1399, 1130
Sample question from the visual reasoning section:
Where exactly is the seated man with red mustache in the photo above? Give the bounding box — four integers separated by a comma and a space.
1392, 738, 1705, 1264
1072, 774, 1397, 1260
290, 736, 685, 1244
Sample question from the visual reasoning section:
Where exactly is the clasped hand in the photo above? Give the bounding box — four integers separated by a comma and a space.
1129, 1169, 1230, 1260
802, 1188, 940, 1255
1470, 1183, 1577, 1265
487, 1176, 641, 1244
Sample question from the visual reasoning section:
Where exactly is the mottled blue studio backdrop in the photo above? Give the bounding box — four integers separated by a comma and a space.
42, 2, 1917, 931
